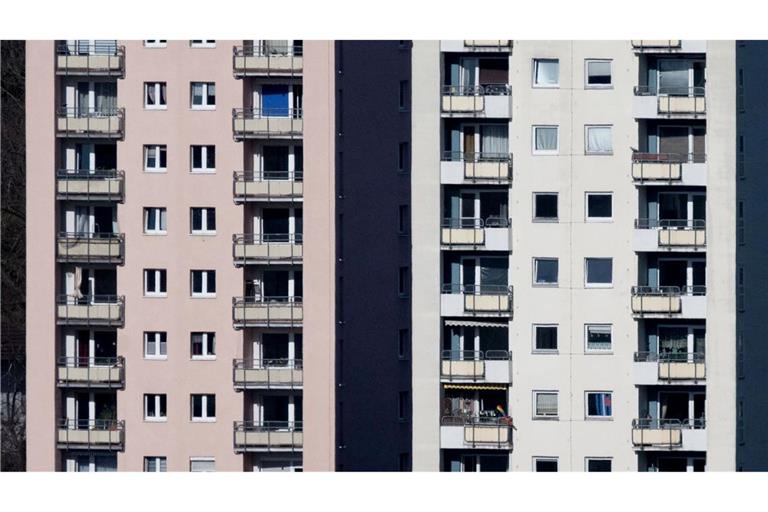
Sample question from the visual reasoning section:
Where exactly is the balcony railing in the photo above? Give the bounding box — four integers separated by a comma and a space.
631, 417, 706, 447
442, 151, 513, 182
631, 40, 682, 51
442, 284, 513, 315
232, 108, 303, 139
441, 416, 513, 449
631, 286, 705, 315
233, 44, 303, 77
233, 170, 303, 202
232, 296, 303, 328
441, 84, 511, 114
56, 294, 124, 326
56, 108, 125, 138
463, 40, 512, 51
441, 217, 510, 247
55, 42, 125, 76
233, 233, 303, 265
234, 421, 303, 451
634, 219, 706, 249
634, 85, 706, 115
233, 359, 303, 389
56, 356, 125, 388
441, 350, 511, 381
634, 352, 706, 381
631, 152, 705, 182
57, 418, 125, 450
56, 169, 124, 201
57, 232, 125, 264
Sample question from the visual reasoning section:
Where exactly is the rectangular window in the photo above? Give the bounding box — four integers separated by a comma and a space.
585, 324, 613, 352
144, 269, 167, 297
585, 193, 613, 221
399, 80, 409, 111
190, 40, 216, 48
585, 458, 612, 472
189, 457, 215, 472
144, 40, 167, 48
585, 258, 613, 287
191, 270, 216, 297
534, 391, 559, 418
398, 329, 409, 360
533, 59, 559, 87
534, 325, 558, 352
533, 125, 559, 154
190, 145, 216, 173
585, 125, 613, 154
534, 258, 558, 286
143, 207, 167, 234
144, 394, 167, 421
190, 82, 215, 109
190, 207, 216, 234
398, 205, 410, 234
585, 59, 612, 88
191, 332, 216, 359
398, 142, 409, 173
144, 456, 167, 472
586, 391, 613, 418
144, 331, 167, 359
534, 457, 559, 472
144, 82, 167, 109
398, 391, 409, 421
190, 394, 216, 421
533, 193, 558, 221
398, 266, 410, 297
144, 145, 167, 172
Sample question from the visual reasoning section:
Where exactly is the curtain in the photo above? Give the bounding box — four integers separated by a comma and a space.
96, 83, 116, 114
587, 126, 612, 153
75, 207, 90, 235
480, 258, 508, 288
537, 393, 558, 415
147, 84, 156, 105
77, 84, 89, 117
480, 125, 508, 155
191, 83, 203, 105
535, 127, 558, 151
74, 267, 83, 299
160, 83, 167, 105
534, 59, 559, 86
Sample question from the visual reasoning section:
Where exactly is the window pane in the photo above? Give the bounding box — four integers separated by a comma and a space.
207, 210, 216, 231
535, 259, 558, 284
192, 334, 203, 356
587, 459, 612, 472
159, 147, 167, 168
206, 83, 216, 105
192, 146, 202, 168
192, 271, 202, 293
536, 459, 558, 472
207, 271, 216, 293
587, 393, 612, 416
535, 194, 558, 219
206, 395, 215, 417
159, 209, 167, 230
192, 396, 202, 417
146, 270, 156, 292
587, 325, 612, 351
534, 59, 559, 86
206, 146, 215, 168
587, 194, 612, 218
587, 61, 611, 85
586, 258, 613, 285
536, 393, 558, 416
535, 127, 558, 151
159, 334, 167, 355
146, 147, 156, 167
192, 83, 203, 105
586, 126, 612, 153
536, 326, 558, 350
146, 334, 156, 355
192, 209, 202, 231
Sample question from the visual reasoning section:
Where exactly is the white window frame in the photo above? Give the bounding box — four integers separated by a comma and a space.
532, 125, 559, 155
585, 192, 613, 222
190, 145, 216, 173
533, 324, 558, 353
144, 40, 167, 48
190, 40, 216, 48
584, 124, 613, 155
533, 390, 559, 419
533, 192, 558, 222
144, 82, 167, 110
191, 332, 216, 360
585, 391, 613, 419
143, 207, 167, 235
532, 58, 560, 88
585, 59, 613, 89
143, 269, 167, 297
189, 457, 215, 472
190, 394, 216, 422
533, 457, 559, 472
144, 145, 167, 173
190, 82, 215, 110
190, 270, 216, 298
190, 207, 216, 235
144, 331, 167, 360
144, 456, 167, 472
533, 257, 559, 287
144, 393, 167, 422
584, 257, 613, 288
585, 457, 612, 472
585, 324, 613, 353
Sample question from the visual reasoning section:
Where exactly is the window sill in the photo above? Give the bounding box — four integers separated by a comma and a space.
144, 293, 168, 298
533, 218, 559, 223
532, 151, 559, 156
144, 418, 168, 423
191, 356, 216, 361
585, 85, 614, 90
144, 356, 168, 361
144, 232, 168, 236
533, 283, 559, 288
532, 84, 560, 89
144, 169, 167, 174
189, 232, 217, 236
191, 418, 216, 423
190, 106, 216, 111
584, 284, 613, 289
533, 416, 559, 421
190, 294, 217, 299
585, 218, 613, 223
585, 152, 614, 156
190, 169, 216, 175
144, 106, 168, 111
532, 349, 559, 355
585, 350, 614, 355
585, 416, 614, 421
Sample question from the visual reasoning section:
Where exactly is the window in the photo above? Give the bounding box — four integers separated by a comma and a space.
190, 145, 216, 173
585, 125, 613, 154
534, 457, 559, 472
585, 193, 613, 221
398, 266, 410, 297
191, 332, 216, 359
190, 82, 215, 109
533, 126, 559, 154
191, 270, 216, 297
144, 269, 167, 297
534, 391, 559, 418
398, 205, 410, 234
190, 207, 216, 234
144, 394, 167, 421
585, 324, 613, 352
399, 80, 409, 111
144, 456, 167, 472
533, 59, 559, 87
190, 40, 216, 48
144, 82, 167, 109
144, 145, 167, 172
398, 391, 409, 421
534, 325, 558, 352
586, 391, 613, 418
144, 40, 167, 48
189, 457, 215, 472
585, 258, 613, 288
585, 458, 612, 472
143, 207, 167, 235
398, 142, 410, 173
398, 329, 410, 360
533, 193, 558, 221
585, 59, 612, 88
190, 394, 216, 422
534, 258, 558, 286
144, 331, 167, 359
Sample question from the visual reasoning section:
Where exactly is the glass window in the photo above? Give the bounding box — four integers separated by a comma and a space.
191, 82, 215, 109
144, 456, 167, 472
586, 392, 613, 418
191, 145, 215, 173
144, 269, 167, 296
533, 59, 559, 87
534, 258, 559, 285
189, 458, 215, 472
534, 325, 558, 352
144, 40, 167, 48
534, 391, 559, 418
190, 394, 215, 421
585, 258, 613, 287
585, 324, 612, 352
190, 40, 216, 48
586, 193, 613, 221
533, 126, 558, 154
191, 270, 216, 297
585, 60, 612, 87
144, 331, 167, 359
144, 82, 167, 109
586, 458, 612, 472
534, 458, 559, 472
190, 207, 216, 234
144, 394, 167, 421
191, 332, 216, 359
585, 125, 613, 154
144, 207, 167, 234
534, 193, 558, 221
144, 145, 167, 172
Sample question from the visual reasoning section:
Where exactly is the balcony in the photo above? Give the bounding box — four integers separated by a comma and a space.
440, 350, 511, 383
633, 86, 706, 119
234, 421, 303, 452
56, 169, 124, 201
441, 152, 513, 184
232, 296, 303, 328
56, 108, 124, 139
233, 171, 303, 202
631, 40, 706, 53
441, 85, 512, 118
633, 219, 706, 252
633, 352, 705, 385
233, 234, 302, 266
441, 40, 512, 52
55, 42, 125, 77
232, 108, 302, 140
233, 45, 302, 77
631, 152, 706, 186
56, 295, 124, 326
56, 357, 125, 388
56, 419, 124, 451
631, 286, 706, 319
441, 284, 513, 317
441, 218, 510, 251
631, 418, 707, 451
233, 359, 303, 390
57, 233, 125, 264
440, 416, 513, 450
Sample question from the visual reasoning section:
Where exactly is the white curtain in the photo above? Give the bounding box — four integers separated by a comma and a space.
587, 126, 612, 153
535, 127, 558, 151
537, 393, 558, 415
480, 125, 508, 155
74, 267, 83, 299
75, 207, 90, 235
534, 59, 559, 86
191, 83, 203, 105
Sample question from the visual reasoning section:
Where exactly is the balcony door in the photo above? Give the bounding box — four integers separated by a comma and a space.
658, 192, 706, 228
260, 84, 289, 117
658, 59, 706, 95
459, 123, 508, 159
461, 256, 508, 293
261, 208, 290, 242
657, 125, 706, 162
262, 146, 290, 179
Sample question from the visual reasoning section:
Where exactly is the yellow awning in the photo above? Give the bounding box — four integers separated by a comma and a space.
443, 384, 507, 391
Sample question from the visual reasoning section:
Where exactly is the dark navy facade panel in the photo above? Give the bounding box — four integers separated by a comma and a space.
735, 40, 768, 471
334, 40, 412, 471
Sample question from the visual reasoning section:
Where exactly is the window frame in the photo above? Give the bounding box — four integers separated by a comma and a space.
190, 394, 216, 422
584, 257, 613, 288
190, 40, 216, 48
533, 257, 559, 287
190, 269, 216, 298
585, 457, 612, 472
144, 393, 167, 422
190, 207, 216, 235
533, 457, 559, 472
532, 58, 560, 88
144, 82, 167, 110
585, 391, 613, 420
190, 82, 216, 110
190, 145, 216, 174
584, 124, 614, 155
143, 144, 167, 173
584, 324, 613, 353
143, 207, 167, 235
533, 192, 559, 222
143, 268, 167, 297
143, 331, 168, 360
585, 192, 613, 222
584, 59, 613, 89
533, 324, 558, 353
144, 40, 167, 49
191, 332, 216, 360
532, 125, 559, 155
533, 390, 559, 420
144, 456, 167, 472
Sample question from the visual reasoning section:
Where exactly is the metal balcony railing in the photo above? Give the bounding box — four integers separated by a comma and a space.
233, 358, 303, 389
442, 151, 513, 182
233, 170, 304, 202
463, 40, 513, 51
632, 285, 706, 297
634, 351, 706, 381
56, 356, 125, 387
232, 108, 303, 139
631, 151, 706, 182
56, 107, 125, 138
232, 296, 303, 327
635, 85, 706, 115
631, 286, 705, 315
631, 40, 682, 51
442, 284, 513, 315
441, 415, 514, 449
441, 217, 510, 246
232, 233, 303, 265
56, 232, 125, 264
631, 417, 706, 447
233, 44, 303, 77
635, 218, 706, 249
440, 350, 511, 382
233, 420, 303, 451
56, 169, 124, 201
55, 42, 125, 76
57, 418, 125, 450
56, 294, 125, 326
